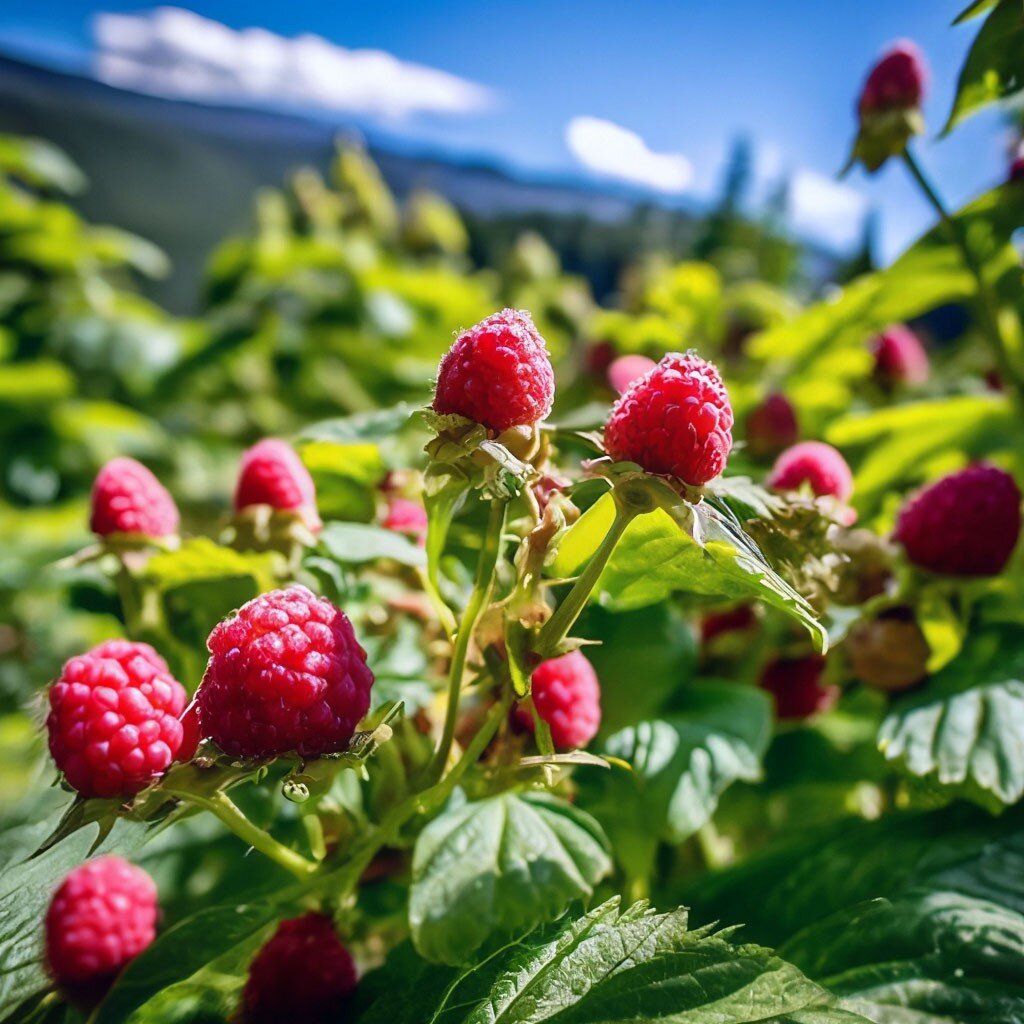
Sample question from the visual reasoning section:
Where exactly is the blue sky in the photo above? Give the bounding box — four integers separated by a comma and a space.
0, 1, 1014, 260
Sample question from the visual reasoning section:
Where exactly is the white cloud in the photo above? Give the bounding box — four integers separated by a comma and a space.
565, 116, 693, 193
788, 170, 869, 251
91, 7, 493, 120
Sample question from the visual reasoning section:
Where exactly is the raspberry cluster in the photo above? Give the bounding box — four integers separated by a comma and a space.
90, 457, 179, 539
235, 438, 322, 532
516, 650, 602, 750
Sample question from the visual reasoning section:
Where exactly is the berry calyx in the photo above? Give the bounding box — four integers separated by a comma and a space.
382, 496, 428, 545
892, 464, 1021, 576
745, 392, 798, 459
515, 650, 601, 750
241, 912, 357, 1024
433, 308, 555, 431
90, 458, 179, 539
768, 441, 854, 503
46, 856, 157, 994
760, 655, 837, 720
607, 354, 656, 395
235, 439, 321, 532
870, 325, 929, 388
196, 586, 374, 759
604, 352, 733, 486
47, 640, 187, 798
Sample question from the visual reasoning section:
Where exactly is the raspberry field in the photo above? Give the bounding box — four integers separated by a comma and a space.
2, 6, 1024, 1023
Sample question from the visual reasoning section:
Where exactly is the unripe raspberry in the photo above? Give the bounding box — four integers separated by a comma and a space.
893, 464, 1021, 576
433, 309, 554, 431
745, 393, 798, 459
196, 586, 374, 759
607, 354, 656, 395
870, 325, 929, 388
847, 609, 929, 692
604, 352, 733, 486
242, 913, 357, 1024
46, 856, 157, 993
760, 655, 837, 720
382, 496, 428, 545
235, 439, 321, 532
90, 458, 179, 539
768, 441, 853, 502
858, 41, 927, 117
515, 650, 601, 750
47, 640, 186, 798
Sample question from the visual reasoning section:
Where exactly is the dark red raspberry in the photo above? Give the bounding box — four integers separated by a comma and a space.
745, 393, 798, 459
382, 497, 427, 545
516, 651, 601, 750
242, 912, 357, 1024
433, 309, 555, 431
90, 458, 179, 539
607, 354, 656, 395
768, 441, 853, 502
46, 856, 157, 993
701, 604, 757, 645
235, 439, 321, 532
604, 352, 733, 486
870, 325, 929, 388
893, 464, 1021, 576
47, 640, 186, 798
760, 655, 837, 720
196, 586, 374, 759
858, 41, 927, 116
1011, 154, 1024, 182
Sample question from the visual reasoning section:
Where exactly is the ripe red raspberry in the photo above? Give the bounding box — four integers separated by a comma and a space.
382, 496, 428, 545
893, 464, 1021, 576
870, 325, 929, 388
604, 352, 733, 486
433, 309, 555, 431
196, 586, 374, 759
47, 640, 186, 798
745, 393, 798, 459
515, 651, 601, 750
46, 856, 157, 993
1011, 154, 1024, 182
90, 458, 179, 539
759, 655, 837, 720
242, 913, 357, 1024
607, 354, 656, 395
701, 604, 757, 645
768, 441, 853, 502
858, 41, 927, 116
235, 439, 322, 532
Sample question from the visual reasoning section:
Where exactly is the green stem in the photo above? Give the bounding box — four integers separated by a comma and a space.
426, 499, 508, 782
115, 559, 143, 638
901, 148, 1023, 393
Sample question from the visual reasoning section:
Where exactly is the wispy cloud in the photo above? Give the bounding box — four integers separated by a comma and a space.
91, 6, 494, 120
565, 116, 693, 193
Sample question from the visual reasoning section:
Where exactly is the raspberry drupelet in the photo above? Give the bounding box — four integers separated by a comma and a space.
90, 457, 179, 539
516, 650, 601, 750
235, 438, 322, 532
767, 441, 854, 502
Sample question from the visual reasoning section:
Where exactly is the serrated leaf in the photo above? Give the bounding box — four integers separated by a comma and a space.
318, 521, 426, 567
408, 791, 612, 965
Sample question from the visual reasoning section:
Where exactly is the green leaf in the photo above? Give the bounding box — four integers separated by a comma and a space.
0, 134, 86, 193
408, 791, 612, 965
298, 440, 385, 523
946, 0, 1024, 131
878, 626, 1024, 807
297, 403, 419, 444
955, 0, 1000, 23
318, 521, 426, 567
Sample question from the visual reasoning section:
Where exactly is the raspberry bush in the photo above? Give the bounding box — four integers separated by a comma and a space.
2, 8, 1024, 1023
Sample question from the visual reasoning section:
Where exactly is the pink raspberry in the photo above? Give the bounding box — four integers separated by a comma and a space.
46, 856, 157, 993
242, 913, 357, 1024
47, 640, 186, 798
433, 309, 555, 431
607, 354, 656, 395
745, 393, 798, 459
870, 325, 929, 387
604, 352, 733, 486
516, 651, 601, 750
858, 41, 927, 116
196, 586, 374, 759
90, 458, 179, 539
382, 496, 428, 545
235, 439, 321, 532
760, 655, 837, 720
768, 441, 853, 502
893, 464, 1021, 576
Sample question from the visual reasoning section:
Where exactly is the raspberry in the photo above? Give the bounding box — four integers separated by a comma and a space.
47, 640, 186, 798
858, 41, 927, 116
90, 458, 179, 539
382, 497, 428, 545
433, 309, 555, 431
759, 655, 837, 720
516, 651, 601, 750
893, 464, 1021, 576
701, 604, 757, 645
768, 441, 853, 502
46, 856, 157, 993
870, 325, 929, 388
242, 913, 357, 1024
235, 439, 322, 532
604, 352, 733, 486
196, 586, 374, 759
847, 609, 929, 692
1011, 154, 1024, 182
607, 354, 656, 395
745, 393, 798, 459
